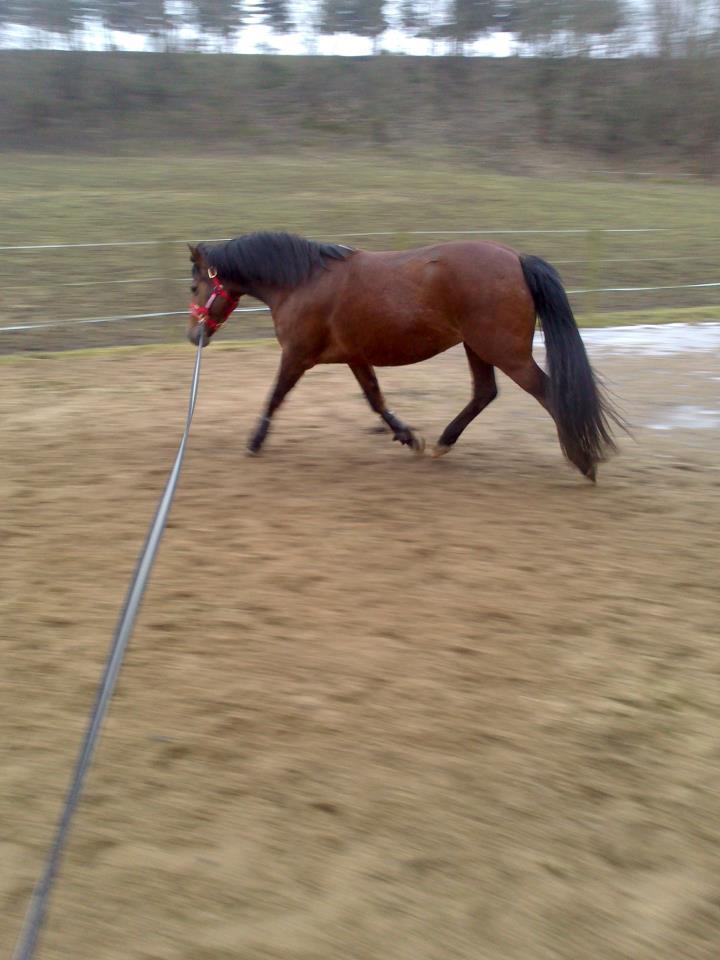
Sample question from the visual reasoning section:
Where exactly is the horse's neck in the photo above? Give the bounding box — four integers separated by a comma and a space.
249, 283, 289, 313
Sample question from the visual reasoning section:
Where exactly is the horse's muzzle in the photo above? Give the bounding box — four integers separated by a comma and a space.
188, 326, 209, 347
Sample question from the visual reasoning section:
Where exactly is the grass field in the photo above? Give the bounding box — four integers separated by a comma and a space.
1, 150, 719, 353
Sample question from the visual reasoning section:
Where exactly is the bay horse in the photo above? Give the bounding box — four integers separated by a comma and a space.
187, 232, 620, 480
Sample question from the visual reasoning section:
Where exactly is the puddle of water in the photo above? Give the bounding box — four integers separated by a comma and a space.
536, 322, 720, 356
647, 405, 720, 431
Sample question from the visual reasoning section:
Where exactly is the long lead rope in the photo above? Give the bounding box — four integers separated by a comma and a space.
12, 330, 206, 960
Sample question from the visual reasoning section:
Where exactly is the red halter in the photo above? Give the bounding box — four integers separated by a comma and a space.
190, 271, 239, 334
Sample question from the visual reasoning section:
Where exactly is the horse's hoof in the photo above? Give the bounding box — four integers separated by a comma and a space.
431, 443, 452, 459
246, 446, 262, 458
412, 435, 426, 456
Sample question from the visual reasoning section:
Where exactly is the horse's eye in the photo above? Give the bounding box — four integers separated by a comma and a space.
191, 285, 198, 294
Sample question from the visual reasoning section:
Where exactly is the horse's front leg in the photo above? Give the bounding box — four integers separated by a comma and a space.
350, 362, 425, 453
247, 350, 311, 455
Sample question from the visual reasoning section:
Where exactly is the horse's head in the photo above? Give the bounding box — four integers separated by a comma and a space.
187, 244, 240, 346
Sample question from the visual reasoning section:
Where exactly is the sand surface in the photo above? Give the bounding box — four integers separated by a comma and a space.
2, 336, 719, 959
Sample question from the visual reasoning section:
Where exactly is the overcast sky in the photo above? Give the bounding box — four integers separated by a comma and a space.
0, 0, 654, 57
0, 0, 518, 57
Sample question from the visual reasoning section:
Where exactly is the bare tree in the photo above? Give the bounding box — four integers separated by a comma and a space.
445, 0, 498, 54
501, 0, 626, 56
646, 0, 720, 56
187, 0, 243, 51
320, 0, 387, 52
256, 0, 293, 34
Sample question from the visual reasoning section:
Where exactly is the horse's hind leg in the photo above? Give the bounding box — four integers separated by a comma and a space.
432, 345, 497, 458
349, 362, 425, 453
495, 356, 593, 476
498, 356, 550, 412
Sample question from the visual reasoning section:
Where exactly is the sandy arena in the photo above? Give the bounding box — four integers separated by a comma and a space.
2, 329, 719, 960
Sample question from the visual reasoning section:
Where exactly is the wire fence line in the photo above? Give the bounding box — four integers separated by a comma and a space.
0, 306, 269, 333
0, 225, 698, 252
0, 238, 227, 252
4, 253, 715, 293
568, 281, 720, 294
2, 280, 719, 334
4, 275, 176, 289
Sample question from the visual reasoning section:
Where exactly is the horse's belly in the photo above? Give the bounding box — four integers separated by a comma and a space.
329, 315, 460, 366
365, 341, 458, 366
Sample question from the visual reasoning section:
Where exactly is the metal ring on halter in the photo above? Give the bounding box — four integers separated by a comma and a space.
208, 266, 217, 279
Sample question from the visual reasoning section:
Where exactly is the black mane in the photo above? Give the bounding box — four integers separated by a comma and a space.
197, 232, 354, 291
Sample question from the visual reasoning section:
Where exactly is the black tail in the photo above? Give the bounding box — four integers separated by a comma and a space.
520, 254, 621, 478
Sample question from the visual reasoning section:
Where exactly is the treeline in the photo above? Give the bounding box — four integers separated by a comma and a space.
2, 50, 718, 175
1, 1, 719, 57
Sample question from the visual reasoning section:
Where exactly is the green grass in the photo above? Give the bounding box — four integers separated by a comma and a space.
1, 150, 719, 354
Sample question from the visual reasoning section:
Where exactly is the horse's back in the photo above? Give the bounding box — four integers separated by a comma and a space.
350, 240, 531, 310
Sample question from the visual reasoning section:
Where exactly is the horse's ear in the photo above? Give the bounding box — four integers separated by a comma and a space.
188, 243, 201, 264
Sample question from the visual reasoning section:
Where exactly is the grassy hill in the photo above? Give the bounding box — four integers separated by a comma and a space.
1, 51, 718, 177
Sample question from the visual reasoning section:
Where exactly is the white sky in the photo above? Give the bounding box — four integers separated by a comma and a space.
0, 0, 660, 57
0, 0, 517, 57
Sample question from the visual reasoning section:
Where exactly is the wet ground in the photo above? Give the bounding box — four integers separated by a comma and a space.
579, 321, 720, 356
2, 327, 719, 960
